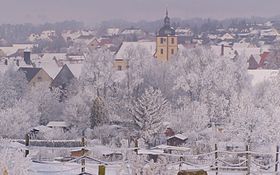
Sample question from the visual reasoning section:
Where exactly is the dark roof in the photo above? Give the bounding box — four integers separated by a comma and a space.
248, 55, 259, 70
51, 64, 75, 88
18, 67, 41, 82
158, 10, 175, 36
158, 26, 175, 36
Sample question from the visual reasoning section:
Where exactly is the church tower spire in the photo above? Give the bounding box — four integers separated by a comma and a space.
164, 8, 170, 27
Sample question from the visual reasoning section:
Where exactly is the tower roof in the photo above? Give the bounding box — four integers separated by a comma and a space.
158, 9, 175, 36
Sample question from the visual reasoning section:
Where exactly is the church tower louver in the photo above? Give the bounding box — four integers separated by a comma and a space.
155, 9, 178, 61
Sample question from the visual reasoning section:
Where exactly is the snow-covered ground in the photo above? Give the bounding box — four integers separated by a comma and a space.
29, 161, 278, 175
30, 162, 125, 175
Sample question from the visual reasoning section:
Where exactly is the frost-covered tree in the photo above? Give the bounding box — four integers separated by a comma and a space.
0, 139, 31, 175
172, 47, 250, 127
228, 91, 275, 148
130, 87, 168, 146
80, 48, 114, 99
142, 61, 176, 101
122, 45, 154, 99
0, 105, 34, 138
63, 91, 91, 131
0, 66, 28, 109
251, 74, 280, 145
171, 100, 208, 135
126, 151, 169, 175
23, 83, 63, 125
110, 45, 156, 124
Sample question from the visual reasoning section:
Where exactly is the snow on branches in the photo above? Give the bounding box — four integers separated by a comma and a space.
130, 87, 168, 146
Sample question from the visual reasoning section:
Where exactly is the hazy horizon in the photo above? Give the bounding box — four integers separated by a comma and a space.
1, 0, 280, 25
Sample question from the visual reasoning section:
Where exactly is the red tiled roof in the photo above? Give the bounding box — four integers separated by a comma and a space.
259, 52, 270, 67
99, 38, 112, 46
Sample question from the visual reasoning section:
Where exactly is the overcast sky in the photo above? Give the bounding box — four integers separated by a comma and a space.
1, 0, 280, 24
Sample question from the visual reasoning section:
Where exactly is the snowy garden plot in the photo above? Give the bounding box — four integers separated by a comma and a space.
25, 145, 280, 175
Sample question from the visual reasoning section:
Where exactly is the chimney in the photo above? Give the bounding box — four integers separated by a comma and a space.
221, 44, 224, 56
24, 49, 31, 65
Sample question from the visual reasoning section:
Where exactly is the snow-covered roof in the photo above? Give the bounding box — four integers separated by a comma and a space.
0, 57, 32, 72
41, 53, 67, 61
208, 34, 218, 40
153, 145, 191, 152
61, 30, 81, 41
234, 47, 263, 58
260, 28, 279, 37
47, 121, 69, 128
232, 42, 250, 49
121, 28, 144, 35
107, 28, 120, 36
32, 125, 52, 133
115, 41, 156, 60
248, 69, 278, 86
67, 63, 83, 78
138, 149, 164, 155
168, 133, 188, 141
220, 33, 235, 40
0, 44, 33, 56
33, 53, 66, 79
210, 45, 235, 58
175, 28, 192, 36
88, 145, 122, 156
115, 41, 185, 60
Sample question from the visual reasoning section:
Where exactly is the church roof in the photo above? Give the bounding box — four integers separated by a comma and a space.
158, 9, 175, 36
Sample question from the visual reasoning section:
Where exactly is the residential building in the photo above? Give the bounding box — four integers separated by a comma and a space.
18, 67, 53, 86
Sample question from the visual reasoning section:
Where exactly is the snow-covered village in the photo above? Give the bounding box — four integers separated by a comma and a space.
3, 0, 280, 175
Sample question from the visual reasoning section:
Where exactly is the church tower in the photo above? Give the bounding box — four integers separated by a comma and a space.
155, 9, 178, 61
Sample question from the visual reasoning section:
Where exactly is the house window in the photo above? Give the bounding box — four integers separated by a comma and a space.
171, 38, 175, 44
171, 49, 174, 55
160, 38, 164, 44
160, 49, 164, 54
117, 65, 122, 71
37, 76, 42, 81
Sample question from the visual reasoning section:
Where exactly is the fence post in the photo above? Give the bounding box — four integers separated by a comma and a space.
134, 139, 138, 155
276, 145, 279, 172
179, 156, 183, 171
215, 143, 218, 175
99, 165, 106, 175
25, 133, 30, 157
246, 145, 250, 175
81, 132, 86, 173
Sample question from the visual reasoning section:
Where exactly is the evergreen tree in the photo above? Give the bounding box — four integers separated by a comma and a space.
90, 96, 107, 129
130, 87, 168, 146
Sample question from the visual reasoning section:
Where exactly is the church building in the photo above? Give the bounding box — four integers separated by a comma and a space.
155, 10, 178, 61
114, 10, 179, 70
